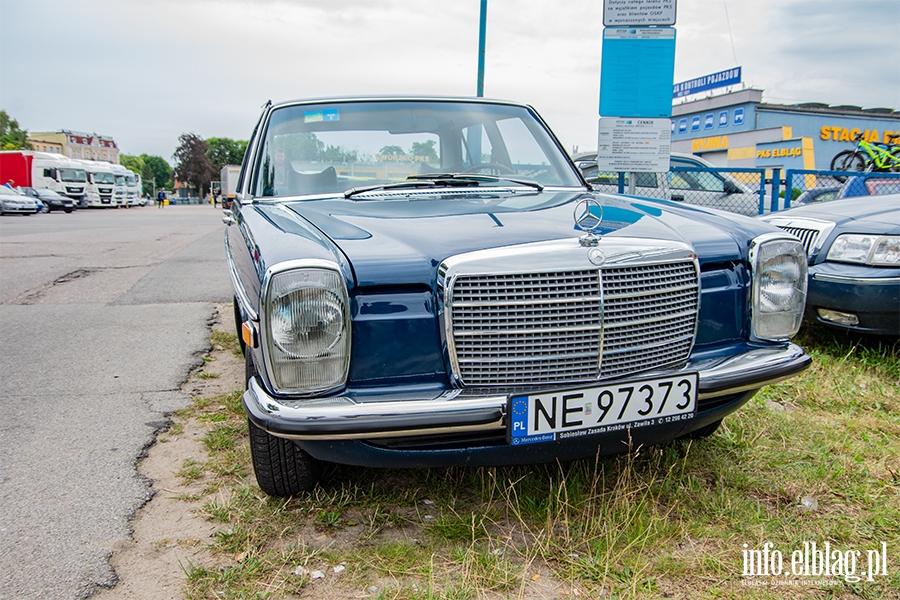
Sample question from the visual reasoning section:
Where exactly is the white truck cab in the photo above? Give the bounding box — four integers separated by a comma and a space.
80, 160, 117, 207
34, 153, 88, 204
124, 170, 140, 206
110, 164, 129, 206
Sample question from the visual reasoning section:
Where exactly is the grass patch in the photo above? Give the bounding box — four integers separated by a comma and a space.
197, 371, 220, 379
211, 329, 241, 354
177, 321, 900, 599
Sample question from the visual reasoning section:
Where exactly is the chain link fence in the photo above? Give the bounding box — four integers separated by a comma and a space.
577, 158, 900, 217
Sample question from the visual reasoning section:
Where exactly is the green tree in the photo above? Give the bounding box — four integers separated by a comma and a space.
280, 132, 324, 162
119, 154, 145, 176
410, 140, 437, 162
140, 154, 172, 191
322, 145, 357, 163
173, 133, 216, 196
379, 145, 404, 156
0, 110, 31, 150
207, 137, 248, 171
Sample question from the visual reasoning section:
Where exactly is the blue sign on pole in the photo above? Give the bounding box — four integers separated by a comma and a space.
600, 27, 677, 118
672, 66, 741, 99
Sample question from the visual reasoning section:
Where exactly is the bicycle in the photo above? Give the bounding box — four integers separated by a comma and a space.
830, 133, 900, 177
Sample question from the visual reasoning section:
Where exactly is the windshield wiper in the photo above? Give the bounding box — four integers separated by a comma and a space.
407, 173, 544, 191
344, 180, 438, 199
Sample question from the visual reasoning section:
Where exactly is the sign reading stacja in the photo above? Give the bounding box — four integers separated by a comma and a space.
673, 67, 741, 99
600, 27, 677, 118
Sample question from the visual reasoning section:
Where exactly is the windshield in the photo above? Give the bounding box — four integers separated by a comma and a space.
92, 172, 115, 184
253, 100, 581, 198
125, 175, 136, 185
60, 168, 86, 182
115, 175, 126, 186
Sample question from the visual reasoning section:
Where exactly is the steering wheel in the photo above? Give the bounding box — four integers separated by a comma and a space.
461, 163, 516, 175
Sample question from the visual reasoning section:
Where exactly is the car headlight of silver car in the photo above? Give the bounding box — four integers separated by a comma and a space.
262, 265, 350, 394
826, 234, 900, 266
749, 234, 808, 341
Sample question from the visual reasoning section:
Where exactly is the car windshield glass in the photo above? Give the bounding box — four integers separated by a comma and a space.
93, 173, 115, 184
59, 168, 86, 182
126, 175, 136, 185
115, 175, 126, 185
253, 100, 581, 198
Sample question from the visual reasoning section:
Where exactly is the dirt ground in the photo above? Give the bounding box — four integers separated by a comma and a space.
95, 304, 573, 600
96, 304, 243, 600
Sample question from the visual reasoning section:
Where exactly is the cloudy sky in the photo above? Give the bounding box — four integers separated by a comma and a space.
1, 0, 898, 163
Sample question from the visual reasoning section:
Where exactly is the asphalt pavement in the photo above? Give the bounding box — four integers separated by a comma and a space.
0, 205, 234, 599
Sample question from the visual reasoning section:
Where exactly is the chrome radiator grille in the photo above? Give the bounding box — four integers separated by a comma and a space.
448, 260, 699, 386
774, 226, 820, 257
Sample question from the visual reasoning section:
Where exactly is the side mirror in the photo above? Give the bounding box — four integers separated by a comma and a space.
724, 179, 744, 194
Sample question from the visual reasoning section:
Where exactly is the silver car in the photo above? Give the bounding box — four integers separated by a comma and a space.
573, 151, 767, 216
0, 186, 38, 215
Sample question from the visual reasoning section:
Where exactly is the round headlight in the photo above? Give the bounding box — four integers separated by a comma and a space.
758, 252, 803, 312
750, 236, 808, 341
271, 286, 345, 359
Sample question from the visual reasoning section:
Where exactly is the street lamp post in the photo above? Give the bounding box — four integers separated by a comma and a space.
477, 0, 487, 97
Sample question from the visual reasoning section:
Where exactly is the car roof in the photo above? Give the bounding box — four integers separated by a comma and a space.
771, 193, 900, 222
270, 96, 532, 111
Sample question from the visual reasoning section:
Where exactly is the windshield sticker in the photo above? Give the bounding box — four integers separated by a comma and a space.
304, 109, 340, 123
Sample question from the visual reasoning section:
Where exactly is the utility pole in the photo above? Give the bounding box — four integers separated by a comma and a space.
477, 0, 487, 97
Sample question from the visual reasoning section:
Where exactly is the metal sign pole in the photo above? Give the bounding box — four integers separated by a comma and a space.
477, 0, 487, 97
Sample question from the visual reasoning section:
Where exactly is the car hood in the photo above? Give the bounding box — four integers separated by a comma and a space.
277, 189, 766, 286
766, 195, 900, 232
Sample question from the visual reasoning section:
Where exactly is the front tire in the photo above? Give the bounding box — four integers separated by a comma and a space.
682, 419, 722, 440
245, 351, 321, 496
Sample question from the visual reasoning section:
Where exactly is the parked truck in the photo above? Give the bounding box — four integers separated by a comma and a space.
220, 165, 240, 209
125, 170, 140, 206
79, 160, 117, 207
0, 151, 87, 204
110, 163, 129, 206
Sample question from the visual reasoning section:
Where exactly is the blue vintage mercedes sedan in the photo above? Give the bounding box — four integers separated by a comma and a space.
224, 97, 811, 496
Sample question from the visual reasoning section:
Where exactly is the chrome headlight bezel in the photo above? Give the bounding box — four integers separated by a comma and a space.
260, 260, 351, 395
826, 234, 900, 266
749, 233, 808, 341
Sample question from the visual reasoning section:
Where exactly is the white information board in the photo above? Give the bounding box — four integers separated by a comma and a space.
596, 117, 672, 173
603, 0, 677, 27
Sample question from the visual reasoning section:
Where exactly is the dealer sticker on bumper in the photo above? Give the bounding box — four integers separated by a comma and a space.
508, 373, 697, 445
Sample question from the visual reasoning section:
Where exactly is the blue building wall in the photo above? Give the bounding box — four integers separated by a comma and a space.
756, 110, 899, 170
671, 91, 899, 170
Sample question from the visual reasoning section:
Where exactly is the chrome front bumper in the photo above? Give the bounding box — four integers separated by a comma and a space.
245, 343, 811, 441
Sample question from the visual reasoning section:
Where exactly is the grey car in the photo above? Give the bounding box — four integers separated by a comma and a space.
572, 152, 767, 216
0, 186, 38, 215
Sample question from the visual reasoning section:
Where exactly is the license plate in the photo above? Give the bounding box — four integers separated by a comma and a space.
508, 373, 697, 445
